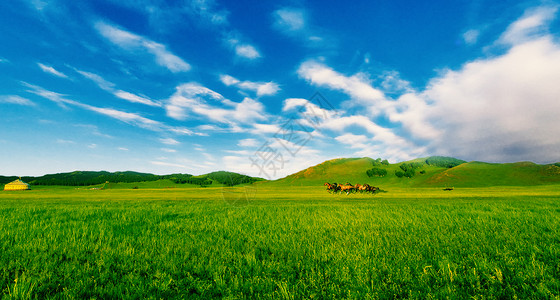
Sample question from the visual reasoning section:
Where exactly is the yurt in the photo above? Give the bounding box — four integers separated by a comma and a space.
3, 179, 30, 191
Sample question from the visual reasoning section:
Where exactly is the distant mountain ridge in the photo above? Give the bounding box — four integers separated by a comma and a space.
0, 170, 263, 187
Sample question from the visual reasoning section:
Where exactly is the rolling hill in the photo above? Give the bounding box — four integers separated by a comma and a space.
0, 170, 263, 188
3, 157, 560, 189
272, 156, 560, 188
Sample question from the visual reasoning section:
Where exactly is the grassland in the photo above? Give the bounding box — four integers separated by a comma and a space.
1, 184, 560, 299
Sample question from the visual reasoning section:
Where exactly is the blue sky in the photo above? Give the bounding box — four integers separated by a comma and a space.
1, 0, 560, 178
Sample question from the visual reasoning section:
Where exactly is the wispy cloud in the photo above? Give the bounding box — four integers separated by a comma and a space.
189, 0, 229, 25
238, 138, 259, 147
298, 60, 386, 114
75, 124, 113, 139
220, 74, 280, 96
0, 95, 36, 106
165, 82, 267, 125
37, 63, 68, 78
273, 8, 305, 32
113, 90, 161, 107
272, 7, 329, 48
463, 29, 480, 45
95, 21, 191, 72
160, 138, 180, 145
225, 37, 261, 60
498, 5, 558, 46
75, 69, 161, 107
22, 82, 69, 108
23, 83, 196, 135
56, 139, 75, 144
75, 69, 114, 91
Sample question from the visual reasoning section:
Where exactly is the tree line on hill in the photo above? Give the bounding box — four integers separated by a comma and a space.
0, 170, 261, 187
366, 156, 468, 179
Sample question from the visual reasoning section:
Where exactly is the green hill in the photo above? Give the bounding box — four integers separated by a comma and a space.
423, 161, 560, 187
1, 170, 262, 188
4, 157, 560, 189
271, 157, 560, 188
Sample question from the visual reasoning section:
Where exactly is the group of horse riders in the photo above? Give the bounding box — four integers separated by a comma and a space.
324, 182, 379, 195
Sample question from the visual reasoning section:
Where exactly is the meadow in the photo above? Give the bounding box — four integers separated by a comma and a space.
1, 184, 560, 299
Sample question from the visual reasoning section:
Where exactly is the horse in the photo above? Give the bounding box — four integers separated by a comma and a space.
339, 183, 355, 195
324, 182, 336, 193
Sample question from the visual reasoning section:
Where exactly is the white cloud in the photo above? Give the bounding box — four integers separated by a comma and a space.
189, 0, 229, 25
220, 74, 280, 97
22, 82, 69, 108
463, 29, 480, 45
273, 8, 305, 32
238, 138, 258, 147
297, 60, 386, 114
165, 82, 267, 124
296, 6, 560, 164
56, 139, 75, 144
419, 36, 560, 162
160, 138, 180, 145
37, 63, 68, 78
88, 144, 97, 149
498, 6, 558, 46
118, 147, 129, 151
76, 70, 115, 91
76, 69, 160, 107
387, 93, 440, 141
24, 83, 197, 135
235, 44, 261, 59
379, 70, 413, 95
220, 74, 240, 86
114, 90, 161, 107
250, 123, 281, 135
0, 95, 36, 106
95, 21, 191, 72
272, 6, 330, 49
161, 148, 177, 153
334, 133, 368, 149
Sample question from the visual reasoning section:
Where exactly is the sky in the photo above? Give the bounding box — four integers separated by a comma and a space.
1, 0, 560, 178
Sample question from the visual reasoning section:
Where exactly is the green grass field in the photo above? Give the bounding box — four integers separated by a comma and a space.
1, 184, 560, 299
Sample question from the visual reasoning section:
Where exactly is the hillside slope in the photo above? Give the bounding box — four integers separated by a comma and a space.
423, 161, 560, 187
272, 157, 560, 188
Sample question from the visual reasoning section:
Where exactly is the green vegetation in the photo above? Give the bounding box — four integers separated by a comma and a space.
277, 157, 560, 188
395, 162, 424, 178
1, 171, 261, 187
366, 167, 387, 177
206, 171, 263, 186
426, 156, 466, 168
1, 185, 560, 298
371, 158, 390, 166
